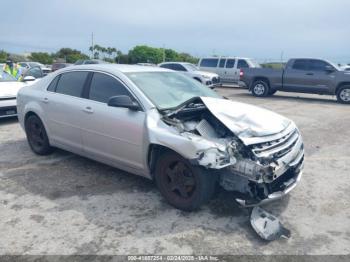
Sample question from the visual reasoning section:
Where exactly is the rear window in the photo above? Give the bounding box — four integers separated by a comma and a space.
56, 71, 89, 97
200, 59, 219, 67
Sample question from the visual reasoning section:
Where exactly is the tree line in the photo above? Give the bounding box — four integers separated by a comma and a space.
0, 45, 199, 65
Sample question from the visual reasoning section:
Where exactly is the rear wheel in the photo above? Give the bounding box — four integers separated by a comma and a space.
336, 86, 350, 104
25, 115, 54, 155
251, 80, 270, 97
155, 151, 216, 211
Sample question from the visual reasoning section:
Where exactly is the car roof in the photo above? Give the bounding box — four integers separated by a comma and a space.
159, 62, 192, 65
61, 64, 171, 73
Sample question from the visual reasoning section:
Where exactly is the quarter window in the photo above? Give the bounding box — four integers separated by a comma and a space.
225, 59, 236, 68
89, 73, 130, 103
200, 59, 219, 67
47, 75, 60, 92
55, 71, 89, 97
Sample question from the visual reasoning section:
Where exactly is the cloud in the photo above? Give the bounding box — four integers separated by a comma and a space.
1, 0, 349, 62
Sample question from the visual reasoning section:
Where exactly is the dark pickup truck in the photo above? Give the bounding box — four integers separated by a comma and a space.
241, 58, 350, 104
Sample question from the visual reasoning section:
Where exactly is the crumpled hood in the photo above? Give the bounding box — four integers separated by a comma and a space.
201, 96, 292, 144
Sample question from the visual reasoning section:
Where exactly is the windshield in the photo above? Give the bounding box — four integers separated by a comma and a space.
126, 71, 221, 109
0, 70, 17, 82
183, 63, 199, 71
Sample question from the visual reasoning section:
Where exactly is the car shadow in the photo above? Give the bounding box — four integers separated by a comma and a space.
0, 116, 18, 125
1, 139, 291, 247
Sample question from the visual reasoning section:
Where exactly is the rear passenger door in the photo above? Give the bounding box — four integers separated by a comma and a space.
44, 71, 89, 153
80, 72, 146, 172
216, 58, 226, 81
224, 59, 238, 83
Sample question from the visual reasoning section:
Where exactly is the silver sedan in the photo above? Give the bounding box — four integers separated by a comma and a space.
17, 65, 304, 211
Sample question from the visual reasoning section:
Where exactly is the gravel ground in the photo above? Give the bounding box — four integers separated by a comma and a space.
0, 87, 349, 255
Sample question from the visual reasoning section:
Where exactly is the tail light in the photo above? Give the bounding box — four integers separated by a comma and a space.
239, 69, 244, 79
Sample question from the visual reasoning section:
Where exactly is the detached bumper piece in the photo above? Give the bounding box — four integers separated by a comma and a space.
250, 207, 291, 241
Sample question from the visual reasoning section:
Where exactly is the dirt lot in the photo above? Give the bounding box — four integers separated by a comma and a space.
0, 88, 349, 255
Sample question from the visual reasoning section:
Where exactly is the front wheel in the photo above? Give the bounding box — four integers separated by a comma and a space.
251, 80, 270, 97
336, 86, 350, 104
25, 115, 54, 155
155, 151, 216, 211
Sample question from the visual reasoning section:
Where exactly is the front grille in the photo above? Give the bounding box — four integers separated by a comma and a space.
0, 106, 17, 117
250, 128, 300, 159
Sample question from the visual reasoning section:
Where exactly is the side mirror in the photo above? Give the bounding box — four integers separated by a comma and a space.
23, 76, 36, 82
107, 95, 141, 111
325, 65, 335, 73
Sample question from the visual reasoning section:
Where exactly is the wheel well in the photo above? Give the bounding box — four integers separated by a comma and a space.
336, 82, 350, 94
24, 111, 39, 124
193, 77, 202, 83
147, 144, 177, 179
251, 77, 270, 90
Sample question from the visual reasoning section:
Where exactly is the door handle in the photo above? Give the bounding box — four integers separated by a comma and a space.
83, 106, 94, 114
306, 73, 314, 76
42, 97, 49, 103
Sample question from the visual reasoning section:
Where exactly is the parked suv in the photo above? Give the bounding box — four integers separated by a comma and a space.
198, 57, 260, 86
241, 58, 350, 104
158, 62, 221, 89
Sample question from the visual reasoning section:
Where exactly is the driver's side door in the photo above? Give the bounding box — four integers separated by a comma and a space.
80, 72, 146, 172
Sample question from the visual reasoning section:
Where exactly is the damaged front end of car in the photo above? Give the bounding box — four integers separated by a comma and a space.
149, 96, 304, 208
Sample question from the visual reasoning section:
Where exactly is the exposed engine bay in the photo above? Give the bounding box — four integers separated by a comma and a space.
161, 97, 304, 207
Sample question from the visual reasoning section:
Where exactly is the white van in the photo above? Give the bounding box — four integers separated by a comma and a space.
198, 57, 260, 86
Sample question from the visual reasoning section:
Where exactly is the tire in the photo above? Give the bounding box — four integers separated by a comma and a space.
155, 151, 216, 211
25, 115, 54, 155
251, 80, 270, 97
268, 89, 277, 96
336, 86, 350, 104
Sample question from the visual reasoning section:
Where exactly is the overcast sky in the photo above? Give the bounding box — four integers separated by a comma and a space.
1, 0, 349, 63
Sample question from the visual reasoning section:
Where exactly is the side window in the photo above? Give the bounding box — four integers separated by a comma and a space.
56, 71, 89, 97
225, 59, 236, 68
89, 73, 131, 103
219, 59, 226, 68
160, 64, 173, 70
309, 60, 331, 71
172, 64, 186, 71
292, 60, 309, 70
200, 59, 219, 67
237, 59, 250, 69
47, 75, 60, 92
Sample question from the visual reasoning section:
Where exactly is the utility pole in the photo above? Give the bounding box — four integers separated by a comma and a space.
280, 50, 284, 63
91, 33, 94, 59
